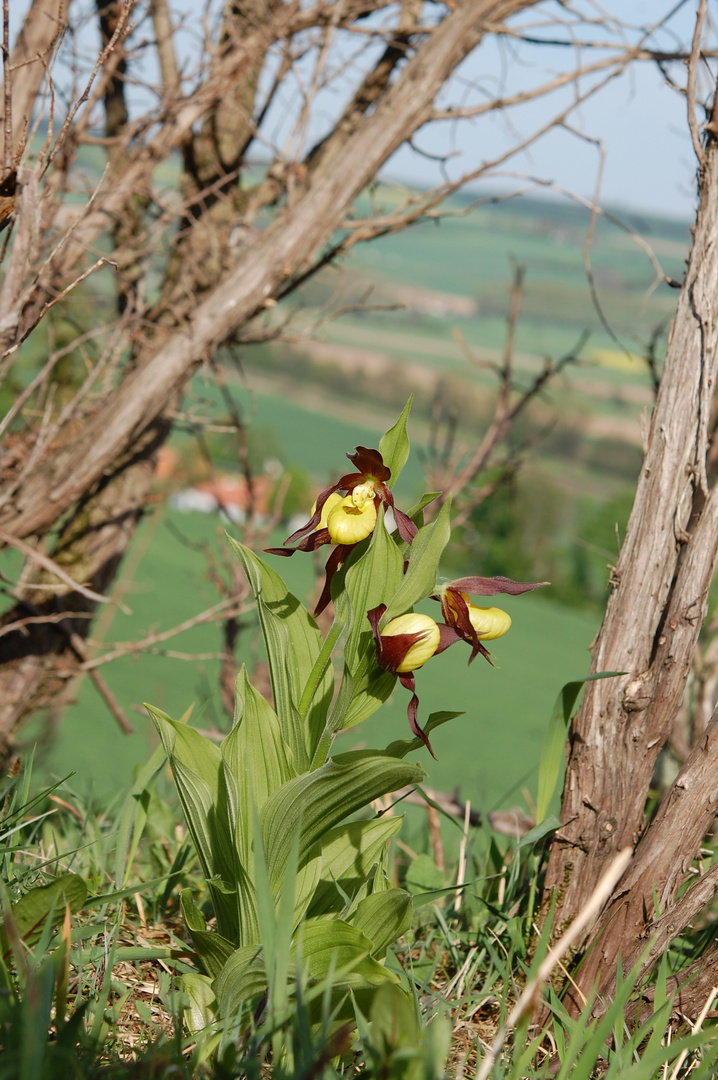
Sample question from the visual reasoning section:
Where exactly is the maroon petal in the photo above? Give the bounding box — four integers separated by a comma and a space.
448, 575, 547, 596
265, 527, 332, 559
376, 482, 417, 544
367, 606, 427, 673
393, 507, 418, 544
314, 544, 347, 616
441, 589, 480, 654
434, 624, 462, 655
335, 470, 366, 493
469, 639, 495, 667
367, 604, 387, 650
284, 483, 343, 545
398, 673, 436, 759
347, 447, 390, 483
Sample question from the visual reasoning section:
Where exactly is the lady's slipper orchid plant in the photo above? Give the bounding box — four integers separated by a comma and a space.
147, 403, 550, 1034
267, 446, 417, 614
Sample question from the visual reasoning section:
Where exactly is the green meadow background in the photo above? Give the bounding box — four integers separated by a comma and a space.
10, 183, 690, 822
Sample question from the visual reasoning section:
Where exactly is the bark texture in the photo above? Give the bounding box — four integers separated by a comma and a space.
543, 113, 718, 1007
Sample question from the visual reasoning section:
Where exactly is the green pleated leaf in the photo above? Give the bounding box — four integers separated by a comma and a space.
148, 709, 230, 874
183, 973, 217, 1035
369, 983, 421, 1054
380, 497, 452, 626
217, 764, 260, 947
214, 917, 396, 1019
261, 752, 424, 892
147, 704, 238, 941
378, 398, 412, 488
309, 817, 402, 917
180, 890, 236, 980
213, 945, 266, 1017
293, 918, 398, 989
294, 845, 322, 929
227, 539, 333, 771
334, 657, 397, 735
222, 666, 296, 858
348, 889, 412, 959
343, 510, 404, 676
1, 873, 86, 949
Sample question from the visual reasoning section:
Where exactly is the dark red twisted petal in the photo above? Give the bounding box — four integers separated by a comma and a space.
398, 673, 435, 759
441, 589, 480, 653
393, 507, 418, 544
469, 638, 494, 666
314, 544, 347, 616
440, 588, 498, 665
367, 604, 387, 651
366, 605, 426, 673
346, 447, 390, 483
434, 624, 462, 655
375, 483, 417, 544
284, 483, 344, 545
265, 527, 332, 559
447, 575, 547, 596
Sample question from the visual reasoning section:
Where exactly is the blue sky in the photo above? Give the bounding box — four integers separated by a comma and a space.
380, 2, 709, 220
14, 0, 711, 220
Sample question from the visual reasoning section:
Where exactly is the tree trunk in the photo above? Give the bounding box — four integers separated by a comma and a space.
543, 100, 718, 1007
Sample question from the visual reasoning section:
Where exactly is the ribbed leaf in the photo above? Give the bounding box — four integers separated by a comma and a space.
333, 657, 396, 734
183, 973, 217, 1035
294, 845, 322, 928
214, 919, 396, 1019
222, 666, 296, 860
369, 983, 420, 1053
378, 398, 412, 488
218, 764, 260, 947
180, 891, 236, 979
261, 752, 424, 892
380, 497, 452, 626
1, 874, 86, 949
227, 539, 332, 770
348, 889, 412, 959
293, 918, 397, 989
147, 704, 238, 940
309, 817, 402, 917
213, 945, 266, 1017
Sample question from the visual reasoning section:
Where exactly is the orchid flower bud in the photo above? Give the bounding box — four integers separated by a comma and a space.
381, 613, 441, 673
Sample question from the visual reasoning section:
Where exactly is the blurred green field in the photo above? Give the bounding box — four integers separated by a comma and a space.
335, 190, 688, 361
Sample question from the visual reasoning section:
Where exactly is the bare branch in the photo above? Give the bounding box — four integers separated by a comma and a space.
687, 0, 708, 165
79, 597, 250, 671
0, 527, 126, 609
